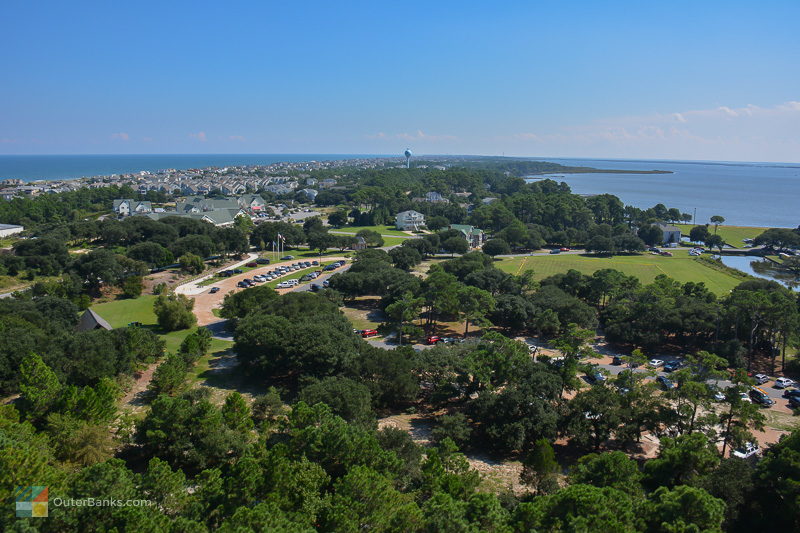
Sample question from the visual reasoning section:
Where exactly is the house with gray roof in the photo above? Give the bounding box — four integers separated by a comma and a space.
113, 199, 153, 217
395, 210, 425, 231
76, 309, 113, 332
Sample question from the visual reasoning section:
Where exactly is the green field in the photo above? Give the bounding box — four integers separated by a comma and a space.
675, 224, 769, 248
91, 295, 233, 353
336, 225, 414, 237
496, 250, 746, 295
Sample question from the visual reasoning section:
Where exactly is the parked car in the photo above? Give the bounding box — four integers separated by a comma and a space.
237, 281, 248, 288
782, 388, 800, 399
732, 442, 760, 459
210, 287, 220, 294
233, 268, 243, 274
663, 361, 680, 372
560, 247, 571, 252
322, 280, 330, 288
312, 260, 319, 265
708, 385, 725, 402
256, 258, 270, 264
361, 329, 379, 338
789, 397, 800, 409
612, 355, 623, 365
749, 387, 775, 407
276, 281, 291, 289
754, 374, 769, 385
649, 359, 665, 368
281, 255, 294, 260
660, 251, 673, 256
739, 392, 752, 403
246, 262, 257, 267
425, 335, 442, 345
549, 249, 561, 254
586, 368, 607, 384
774, 377, 795, 389
648, 247, 660, 252
656, 376, 675, 390
310, 283, 320, 292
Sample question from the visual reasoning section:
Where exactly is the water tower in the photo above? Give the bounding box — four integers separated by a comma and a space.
404, 149, 412, 168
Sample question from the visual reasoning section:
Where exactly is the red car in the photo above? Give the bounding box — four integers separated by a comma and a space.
361, 329, 379, 338
246, 262, 258, 267
560, 247, 571, 252
426, 335, 442, 345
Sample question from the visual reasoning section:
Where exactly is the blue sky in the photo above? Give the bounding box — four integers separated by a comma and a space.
1, 0, 799, 161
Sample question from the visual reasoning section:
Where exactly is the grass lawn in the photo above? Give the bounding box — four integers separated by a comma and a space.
496, 250, 745, 295
90, 294, 234, 353
675, 224, 769, 248
336, 225, 414, 237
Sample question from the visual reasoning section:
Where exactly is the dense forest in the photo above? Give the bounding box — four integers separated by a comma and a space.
0, 164, 798, 531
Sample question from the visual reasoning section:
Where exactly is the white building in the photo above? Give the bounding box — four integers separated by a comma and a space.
395, 210, 425, 231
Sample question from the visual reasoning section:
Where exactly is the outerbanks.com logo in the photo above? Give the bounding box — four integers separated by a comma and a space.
14, 486, 153, 518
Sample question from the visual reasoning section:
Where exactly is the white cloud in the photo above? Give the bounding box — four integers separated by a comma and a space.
110, 132, 129, 141
510, 101, 800, 162
189, 131, 207, 142
367, 130, 457, 142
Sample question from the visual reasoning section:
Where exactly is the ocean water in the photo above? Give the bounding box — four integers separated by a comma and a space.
0, 154, 381, 182
529, 158, 800, 228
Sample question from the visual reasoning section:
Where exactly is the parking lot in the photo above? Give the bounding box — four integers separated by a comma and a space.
188, 256, 349, 327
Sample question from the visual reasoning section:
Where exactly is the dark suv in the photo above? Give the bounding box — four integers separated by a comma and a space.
749, 388, 775, 407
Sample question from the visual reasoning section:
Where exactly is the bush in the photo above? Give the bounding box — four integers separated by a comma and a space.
122, 276, 143, 298
153, 292, 197, 331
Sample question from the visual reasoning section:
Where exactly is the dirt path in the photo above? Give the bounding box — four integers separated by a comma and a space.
119, 360, 161, 414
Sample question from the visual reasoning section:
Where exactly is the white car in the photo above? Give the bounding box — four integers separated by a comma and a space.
739, 392, 752, 403
649, 359, 664, 368
276, 282, 291, 289
732, 442, 760, 459
774, 377, 795, 389
754, 374, 769, 385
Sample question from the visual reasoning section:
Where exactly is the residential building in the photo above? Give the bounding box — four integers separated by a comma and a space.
425, 191, 449, 203
395, 210, 426, 231
656, 223, 682, 245
449, 224, 486, 248
113, 199, 153, 217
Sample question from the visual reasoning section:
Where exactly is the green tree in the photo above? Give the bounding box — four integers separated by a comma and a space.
149, 354, 188, 396
221, 391, 254, 432
645, 485, 725, 533
299, 377, 374, 427
384, 291, 424, 345
643, 433, 720, 490
482, 238, 511, 256
710, 215, 725, 233
705, 233, 724, 252
327, 209, 349, 227
321, 465, 423, 532
431, 412, 472, 449
178, 252, 204, 275
689, 224, 711, 244
154, 292, 197, 331
456, 285, 495, 337
442, 236, 469, 256
122, 275, 143, 298
569, 451, 643, 496
18, 353, 61, 419
520, 438, 559, 494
